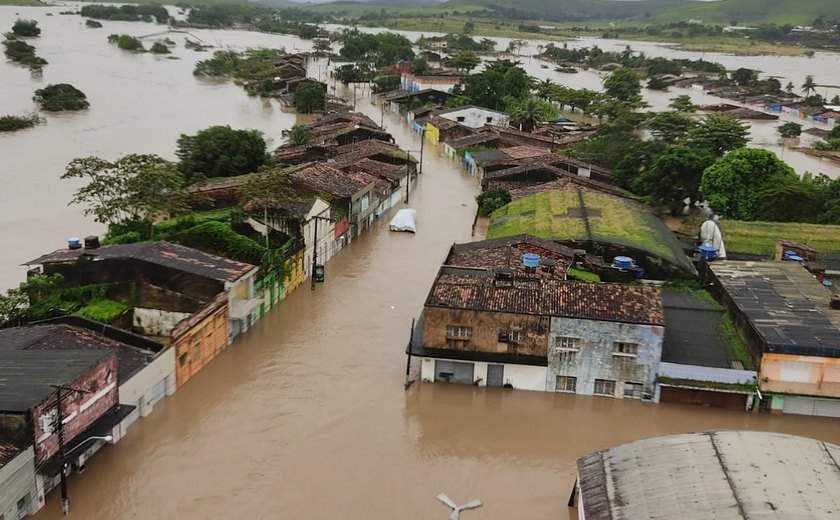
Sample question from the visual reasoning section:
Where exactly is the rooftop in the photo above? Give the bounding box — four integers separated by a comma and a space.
242, 197, 318, 219
433, 105, 508, 117
26, 241, 256, 283
661, 290, 737, 369
709, 261, 840, 357
577, 430, 840, 520
487, 187, 694, 274
507, 176, 631, 201
307, 111, 378, 130
0, 350, 112, 412
335, 158, 407, 183
425, 267, 663, 325
289, 163, 374, 199
718, 220, 840, 257
445, 235, 575, 281
0, 324, 155, 382
445, 131, 502, 149
332, 139, 417, 164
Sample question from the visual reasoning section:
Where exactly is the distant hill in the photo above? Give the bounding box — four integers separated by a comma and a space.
651, 0, 839, 26
441, 0, 693, 22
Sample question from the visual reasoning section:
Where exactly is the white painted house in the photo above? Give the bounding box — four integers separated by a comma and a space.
435, 105, 510, 129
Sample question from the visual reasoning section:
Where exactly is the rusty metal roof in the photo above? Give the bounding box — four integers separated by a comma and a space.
25, 241, 256, 283
577, 430, 840, 520
425, 267, 663, 325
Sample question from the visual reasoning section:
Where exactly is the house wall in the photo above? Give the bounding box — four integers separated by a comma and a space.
422, 307, 550, 358
0, 446, 37, 518
32, 354, 118, 465
419, 357, 548, 391
173, 304, 228, 388
440, 108, 509, 129
133, 308, 192, 337
118, 346, 176, 420
546, 318, 664, 399
759, 353, 840, 397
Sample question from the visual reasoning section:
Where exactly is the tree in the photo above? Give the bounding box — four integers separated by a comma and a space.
463, 60, 532, 111
150, 41, 171, 54
294, 82, 326, 113
508, 97, 556, 132
700, 148, 798, 220
603, 67, 643, 106
463, 21, 475, 34
445, 50, 480, 73
644, 111, 697, 144
785, 81, 795, 95
732, 67, 756, 86
62, 156, 129, 226
635, 146, 715, 214
689, 114, 750, 156
535, 79, 556, 101
411, 58, 431, 76
33, 83, 89, 111
669, 94, 698, 113
109, 34, 144, 51
754, 175, 820, 222
801, 75, 817, 97
313, 38, 331, 53
12, 19, 40, 37
476, 189, 510, 216
777, 122, 802, 138
284, 124, 313, 147
176, 125, 268, 180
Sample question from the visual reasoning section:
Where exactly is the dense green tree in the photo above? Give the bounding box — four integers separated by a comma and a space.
777, 122, 802, 138
508, 97, 556, 132
731, 67, 756, 86
689, 114, 749, 156
108, 34, 144, 51
176, 126, 268, 179
297, 24, 319, 39
635, 146, 715, 214
2, 39, 48, 68
476, 189, 510, 216
293, 82, 326, 113
644, 111, 697, 143
700, 148, 798, 220
754, 175, 821, 222
150, 41, 170, 54
313, 39, 331, 53
33, 84, 89, 111
411, 58, 431, 76
669, 94, 698, 113
12, 19, 40, 37
338, 30, 413, 67
284, 124, 313, 147
535, 79, 556, 101
445, 50, 481, 73
463, 60, 532, 111
603, 67, 643, 106
0, 114, 43, 132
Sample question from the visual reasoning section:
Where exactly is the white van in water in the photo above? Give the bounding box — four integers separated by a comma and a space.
389, 209, 416, 233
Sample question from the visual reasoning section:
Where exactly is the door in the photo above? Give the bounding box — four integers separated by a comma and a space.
434, 360, 474, 384
487, 365, 505, 387
784, 396, 840, 418
148, 379, 167, 408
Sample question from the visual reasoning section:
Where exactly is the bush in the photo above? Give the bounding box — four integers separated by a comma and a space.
150, 41, 170, 54
176, 125, 268, 179
12, 19, 40, 37
171, 220, 266, 265
33, 84, 90, 111
75, 299, 130, 323
293, 82, 326, 113
2, 39, 48, 67
109, 34, 144, 51
476, 189, 511, 216
0, 114, 44, 132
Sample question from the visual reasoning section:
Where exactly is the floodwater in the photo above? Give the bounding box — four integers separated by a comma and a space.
0, 7, 838, 520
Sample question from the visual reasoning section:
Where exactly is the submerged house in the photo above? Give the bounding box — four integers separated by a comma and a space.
409, 263, 664, 397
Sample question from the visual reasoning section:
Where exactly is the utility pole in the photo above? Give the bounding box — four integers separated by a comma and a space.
419, 128, 425, 175
49, 384, 90, 516
405, 150, 411, 204
309, 215, 333, 290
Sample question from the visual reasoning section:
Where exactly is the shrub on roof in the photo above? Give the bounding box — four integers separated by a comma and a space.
170, 220, 266, 265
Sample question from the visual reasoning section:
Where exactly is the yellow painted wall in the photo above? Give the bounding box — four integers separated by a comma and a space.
425, 122, 440, 145
283, 250, 305, 298
174, 305, 228, 388
760, 353, 840, 397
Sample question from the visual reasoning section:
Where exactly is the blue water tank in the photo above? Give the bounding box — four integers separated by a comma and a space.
612, 256, 634, 270
823, 279, 834, 288
631, 266, 645, 279
523, 253, 541, 268
699, 244, 718, 261
785, 254, 804, 263
68, 237, 81, 250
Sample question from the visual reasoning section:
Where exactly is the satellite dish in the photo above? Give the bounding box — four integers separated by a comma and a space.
437, 493, 483, 520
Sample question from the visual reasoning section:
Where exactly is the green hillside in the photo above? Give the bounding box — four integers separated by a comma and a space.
442, 0, 692, 22
652, 0, 839, 25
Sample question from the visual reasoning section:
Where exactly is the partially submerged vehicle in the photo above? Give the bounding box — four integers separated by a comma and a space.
389, 209, 417, 233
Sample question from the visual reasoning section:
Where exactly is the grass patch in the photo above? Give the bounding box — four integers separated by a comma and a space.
722, 314, 754, 370
719, 220, 840, 257
75, 299, 130, 324
154, 208, 233, 236
567, 267, 600, 282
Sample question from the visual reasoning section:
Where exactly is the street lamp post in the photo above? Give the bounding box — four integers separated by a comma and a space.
309, 215, 334, 290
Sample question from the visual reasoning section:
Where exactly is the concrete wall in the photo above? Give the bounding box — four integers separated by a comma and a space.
133, 307, 192, 337
420, 357, 548, 392
173, 304, 228, 388
760, 353, 840, 397
422, 307, 550, 358
118, 346, 176, 420
546, 318, 664, 399
0, 446, 37, 518
658, 362, 757, 385
440, 107, 509, 129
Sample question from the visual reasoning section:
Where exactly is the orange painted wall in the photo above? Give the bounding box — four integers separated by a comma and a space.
760, 353, 840, 397
173, 305, 229, 388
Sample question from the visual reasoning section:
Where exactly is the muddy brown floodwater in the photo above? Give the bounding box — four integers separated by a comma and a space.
28, 84, 840, 520
1, 7, 838, 520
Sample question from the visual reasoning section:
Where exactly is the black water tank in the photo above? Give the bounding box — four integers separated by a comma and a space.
84, 235, 100, 249
831, 294, 840, 310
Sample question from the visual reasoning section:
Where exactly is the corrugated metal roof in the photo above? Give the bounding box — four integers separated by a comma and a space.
577, 431, 840, 520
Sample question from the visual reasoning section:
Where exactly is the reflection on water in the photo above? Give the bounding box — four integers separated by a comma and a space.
1, 7, 838, 520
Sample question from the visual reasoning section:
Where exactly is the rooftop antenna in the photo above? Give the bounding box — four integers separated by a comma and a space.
437, 493, 482, 520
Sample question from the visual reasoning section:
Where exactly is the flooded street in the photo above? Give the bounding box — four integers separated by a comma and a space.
1, 7, 839, 520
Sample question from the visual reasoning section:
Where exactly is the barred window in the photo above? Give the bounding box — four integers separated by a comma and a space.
556, 376, 577, 393
624, 382, 644, 399
446, 326, 473, 338
614, 342, 639, 355
594, 379, 616, 397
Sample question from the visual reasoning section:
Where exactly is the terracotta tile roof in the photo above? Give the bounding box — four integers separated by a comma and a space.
308, 111, 378, 129
336, 158, 406, 183
0, 441, 25, 466
242, 197, 318, 217
332, 139, 416, 163
425, 267, 663, 325
26, 242, 256, 283
499, 145, 554, 160
446, 235, 575, 280
445, 131, 502, 149
289, 163, 373, 199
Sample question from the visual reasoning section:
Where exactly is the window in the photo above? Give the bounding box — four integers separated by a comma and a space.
498, 330, 523, 343
39, 408, 58, 435
594, 379, 616, 396
556, 376, 576, 393
624, 382, 644, 399
446, 326, 472, 338
178, 353, 188, 367
486, 116, 493, 123
554, 336, 579, 363
456, 116, 466, 122
614, 342, 639, 356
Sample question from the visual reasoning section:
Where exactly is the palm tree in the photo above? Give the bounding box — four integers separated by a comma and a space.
801, 75, 817, 98
284, 124, 312, 147
535, 79, 556, 101
510, 97, 547, 132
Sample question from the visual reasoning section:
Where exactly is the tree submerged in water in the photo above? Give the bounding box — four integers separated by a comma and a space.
150, 41, 171, 54
33, 84, 90, 111
0, 114, 45, 132
108, 34, 144, 51
12, 19, 40, 37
